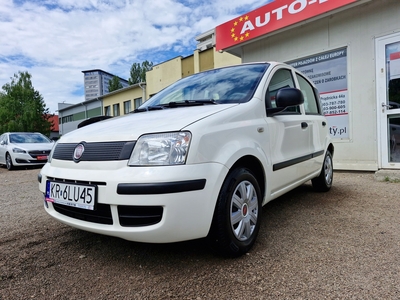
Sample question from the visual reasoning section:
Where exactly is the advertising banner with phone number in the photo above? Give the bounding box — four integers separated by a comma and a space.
288, 48, 349, 139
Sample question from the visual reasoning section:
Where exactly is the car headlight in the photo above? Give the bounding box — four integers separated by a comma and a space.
48, 141, 58, 163
12, 147, 26, 153
128, 132, 191, 166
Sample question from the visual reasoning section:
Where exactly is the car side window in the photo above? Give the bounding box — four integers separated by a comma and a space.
0, 134, 6, 144
296, 74, 320, 114
265, 68, 299, 113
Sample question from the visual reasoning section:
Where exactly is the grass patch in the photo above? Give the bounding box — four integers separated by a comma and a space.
384, 176, 400, 183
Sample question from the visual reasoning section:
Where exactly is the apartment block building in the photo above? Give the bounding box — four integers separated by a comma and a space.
82, 69, 129, 101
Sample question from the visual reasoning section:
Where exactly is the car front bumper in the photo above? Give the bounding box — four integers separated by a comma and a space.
38, 160, 228, 243
12, 152, 48, 166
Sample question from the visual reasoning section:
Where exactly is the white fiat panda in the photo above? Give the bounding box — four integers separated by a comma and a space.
39, 62, 334, 257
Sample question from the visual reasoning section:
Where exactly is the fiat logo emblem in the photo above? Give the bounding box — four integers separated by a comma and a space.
73, 143, 85, 162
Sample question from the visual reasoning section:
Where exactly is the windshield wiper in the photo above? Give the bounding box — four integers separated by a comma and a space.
131, 106, 166, 113
166, 99, 217, 107
132, 100, 217, 113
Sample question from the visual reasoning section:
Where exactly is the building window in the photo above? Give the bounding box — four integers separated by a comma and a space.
104, 106, 111, 116
134, 97, 142, 109
113, 104, 120, 116
124, 100, 131, 114
61, 115, 73, 124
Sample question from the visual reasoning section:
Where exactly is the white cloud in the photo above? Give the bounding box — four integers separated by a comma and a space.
0, 0, 267, 113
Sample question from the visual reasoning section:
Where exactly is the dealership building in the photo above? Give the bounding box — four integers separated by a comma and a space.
213, 0, 400, 171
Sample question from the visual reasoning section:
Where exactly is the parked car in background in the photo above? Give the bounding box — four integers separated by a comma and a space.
0, 132, 53, 170
38, 62, 334, 257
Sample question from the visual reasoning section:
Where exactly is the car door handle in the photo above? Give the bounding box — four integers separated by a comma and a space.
301, 122, 308, 129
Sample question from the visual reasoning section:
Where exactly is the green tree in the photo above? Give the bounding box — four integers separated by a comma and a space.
0, 71, 52, 135
128, 60, 153, 85
108, 76, 123, 92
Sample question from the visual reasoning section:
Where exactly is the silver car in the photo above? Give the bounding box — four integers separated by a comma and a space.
0, 132, 53, 170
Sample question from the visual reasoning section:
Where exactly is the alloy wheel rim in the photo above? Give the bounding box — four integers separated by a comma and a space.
324, 155, 333, 184
6, 155, 11, 169
230, 180, 258, 241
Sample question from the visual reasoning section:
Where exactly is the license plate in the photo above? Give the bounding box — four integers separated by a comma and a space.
45, 181, 96, 210
37, 155, 48, 160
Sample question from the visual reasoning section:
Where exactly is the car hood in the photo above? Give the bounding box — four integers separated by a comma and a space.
10, 143, 54, 151
61, 104, 238, 143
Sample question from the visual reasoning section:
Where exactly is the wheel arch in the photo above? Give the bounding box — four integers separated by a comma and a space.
229, 155, 266, 201
328, 143, 334, 157
5, 151, 11, 160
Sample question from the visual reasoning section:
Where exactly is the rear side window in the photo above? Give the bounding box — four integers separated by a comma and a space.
296, 74, 320, 114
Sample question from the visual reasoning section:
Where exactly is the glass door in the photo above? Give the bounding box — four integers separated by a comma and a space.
376, 33, 400, 168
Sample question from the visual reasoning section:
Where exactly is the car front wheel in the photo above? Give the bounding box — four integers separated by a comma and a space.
6, 153, 14, 170
209, 167, 262, 257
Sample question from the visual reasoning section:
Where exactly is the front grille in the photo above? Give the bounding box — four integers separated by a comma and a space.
118, 206, 163, 227
53, 203, 113, 225
29, 150, 51, 158
53, 141, 135, 161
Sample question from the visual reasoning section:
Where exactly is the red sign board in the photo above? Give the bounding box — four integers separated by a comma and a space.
390, 52, 400, 61
216, 0, 358, 51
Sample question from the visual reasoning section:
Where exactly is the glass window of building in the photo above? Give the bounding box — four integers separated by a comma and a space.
134, 97, 142, 109
104, 106, 111, 116
61, 115, 73, 123
124, 100, 131, 114
113, 104, 120, 116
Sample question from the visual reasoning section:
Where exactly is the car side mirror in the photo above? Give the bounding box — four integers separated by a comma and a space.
267, 88, 304, 116
0, 141, 5, 146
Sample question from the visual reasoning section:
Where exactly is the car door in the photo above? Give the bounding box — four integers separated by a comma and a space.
263, 67, 314, 195
294, 71, 328, 172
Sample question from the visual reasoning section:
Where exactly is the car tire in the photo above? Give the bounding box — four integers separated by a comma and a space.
312, 150, 333, 192
208, 167, 262, 257
6, 153, 14, 171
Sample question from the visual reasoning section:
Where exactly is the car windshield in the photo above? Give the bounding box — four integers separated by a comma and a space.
9, 133, 51, 144
140, 63, 269, 108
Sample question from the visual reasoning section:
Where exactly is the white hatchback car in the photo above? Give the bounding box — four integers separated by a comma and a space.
0, 132, 53, 170
38, 62, 334, 257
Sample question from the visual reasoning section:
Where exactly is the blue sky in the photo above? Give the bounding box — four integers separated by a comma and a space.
0, 0, 269, 113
